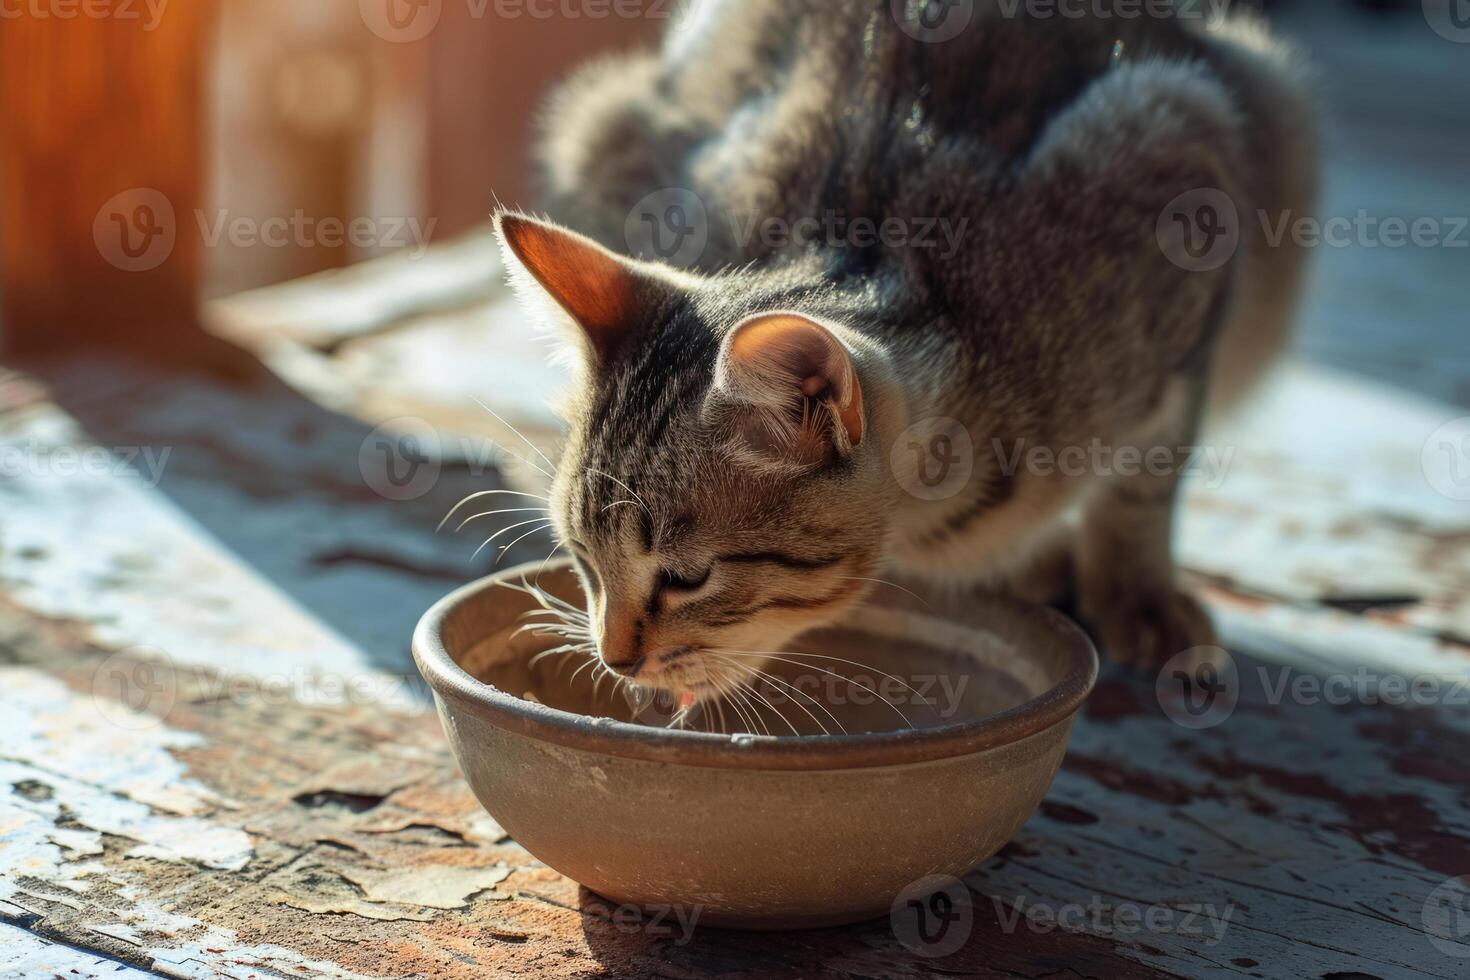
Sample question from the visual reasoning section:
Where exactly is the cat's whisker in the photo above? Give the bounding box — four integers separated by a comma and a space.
743, 664, 845, 736
712, 657, 831, 737
487, 443, 555, 482
497, 581, 569, 617
567, 655, 600, 689
472, 518, 554, 562
602, 500, 642, 514
510, 581, 589, 621
514, 624, 591, 645
529, 644, 593, 669
494, 521, 558, 567
585, 468, 651, 517
535, 541, 568, 581
709, 649, 916, 729
732, 668, 801, 736
508, 590, 588, 628
455, 507, 549, 533
515, 607, 585, 625
719, 686, 755, 735
469, 396, 559, 475
437, 490, 549, 533
709, 670, 752, 734
835, 575, 935, 611
725, 680, 772, 736
522, 623, 591, 641
714, 648, 930, 709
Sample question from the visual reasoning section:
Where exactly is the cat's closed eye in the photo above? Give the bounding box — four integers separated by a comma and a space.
660, 566, 711, 593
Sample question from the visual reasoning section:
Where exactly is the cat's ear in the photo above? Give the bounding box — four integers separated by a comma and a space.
713, 313, 865, 460
495, 211, 659, 364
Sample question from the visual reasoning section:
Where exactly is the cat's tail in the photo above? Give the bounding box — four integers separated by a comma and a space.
1195, 16, 1320, 419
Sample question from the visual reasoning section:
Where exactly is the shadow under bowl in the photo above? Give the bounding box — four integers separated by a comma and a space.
413, 560, 1097, 929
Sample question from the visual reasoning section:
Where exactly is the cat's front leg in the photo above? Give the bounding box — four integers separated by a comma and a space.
1076, 385, 1217, 669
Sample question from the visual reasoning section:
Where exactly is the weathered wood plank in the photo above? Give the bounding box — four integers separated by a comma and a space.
0, 924, 154, 979
3, 591, 1467, 978
0, 361, 552, 680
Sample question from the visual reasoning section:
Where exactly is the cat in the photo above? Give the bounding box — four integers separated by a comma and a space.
494, 0, 1316, 704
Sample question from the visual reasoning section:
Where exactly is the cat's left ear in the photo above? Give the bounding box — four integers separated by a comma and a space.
495, 211, 664, 364
713, 313, 865, 457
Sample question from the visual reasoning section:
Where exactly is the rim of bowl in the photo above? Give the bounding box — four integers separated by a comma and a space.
413, 562, 1099, 771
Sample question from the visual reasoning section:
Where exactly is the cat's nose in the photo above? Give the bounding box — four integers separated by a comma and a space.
598, 604, 643, 676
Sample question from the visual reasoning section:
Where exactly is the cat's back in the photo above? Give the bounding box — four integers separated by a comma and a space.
662, 0, 1193, 154
538, 1, 1306, 276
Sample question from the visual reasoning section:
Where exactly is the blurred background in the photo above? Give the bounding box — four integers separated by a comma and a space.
0, 0, 1466, 682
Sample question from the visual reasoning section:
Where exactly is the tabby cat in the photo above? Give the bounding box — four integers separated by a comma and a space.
495, 0, 1315, 703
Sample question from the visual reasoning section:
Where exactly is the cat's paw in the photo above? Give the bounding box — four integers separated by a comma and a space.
1081, 585, 1216, 670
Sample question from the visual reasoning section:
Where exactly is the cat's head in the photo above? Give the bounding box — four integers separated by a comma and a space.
496, 212, 895, 706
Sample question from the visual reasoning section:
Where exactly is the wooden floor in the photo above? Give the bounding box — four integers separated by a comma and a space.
3, 3, 1468, 977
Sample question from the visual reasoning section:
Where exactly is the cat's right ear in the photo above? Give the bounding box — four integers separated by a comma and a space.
495, 211, 663, 365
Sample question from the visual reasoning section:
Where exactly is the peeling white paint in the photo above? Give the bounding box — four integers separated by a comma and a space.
83, 897, 377, 980
1187, 361, 1470, 669
0, 923, 154, 979
0, 668, 254, 881
0, 399, 375, 681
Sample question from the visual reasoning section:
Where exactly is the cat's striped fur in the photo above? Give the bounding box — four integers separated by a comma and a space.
497, 0, 1316, 695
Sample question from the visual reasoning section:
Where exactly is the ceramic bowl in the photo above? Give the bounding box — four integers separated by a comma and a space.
413, 560, 1096, 929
